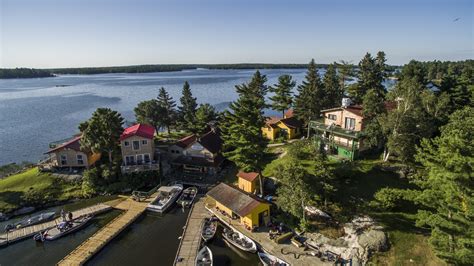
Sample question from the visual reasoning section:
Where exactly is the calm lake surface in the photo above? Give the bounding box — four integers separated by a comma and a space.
0, 69, 308, 165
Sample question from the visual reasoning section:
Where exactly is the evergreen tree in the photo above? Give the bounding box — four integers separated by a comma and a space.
337, 60, 354, 94
177, 81, 198, 133
134, 99, 163, 133
362, 89, 386, 149
269, 74, 295, 116
157, 87, 176, 134
195, 104, 218, 134
293, 59, 325, 125
323, 63, 343, 108
79, 108, 124, 168
349, 52, 386, 103
412, 107, 474, 264
221, 71, 269, 195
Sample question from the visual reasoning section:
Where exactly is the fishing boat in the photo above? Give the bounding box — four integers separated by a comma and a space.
195, 245, 213, 266
177, 186, 198, 208
258, 252, 290, 266
201, 217, 218, 242
4, 211, 56, 232
222, 227, 257, 253
33, 215, 93, 242
147, 184, 183, 213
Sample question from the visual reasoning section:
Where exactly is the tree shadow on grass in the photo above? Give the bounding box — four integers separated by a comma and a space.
370, 212, 429, 235
0, 190, 25, 212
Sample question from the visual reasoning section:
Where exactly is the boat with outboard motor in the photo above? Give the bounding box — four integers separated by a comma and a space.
4, 211, 56, 232
195, 245, 213, 266
33, 215, 93, 242
201, 217, 218, 242
222, 227, 257, 253
177, 186, 198, 208
258, 251, 290, 266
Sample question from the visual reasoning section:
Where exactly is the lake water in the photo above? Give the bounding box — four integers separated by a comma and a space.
0, 69, 308, 165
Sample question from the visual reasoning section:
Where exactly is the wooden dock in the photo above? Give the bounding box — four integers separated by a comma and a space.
57, 194, 156, 266
174, 196, 210, 266
0, 203, 112, 247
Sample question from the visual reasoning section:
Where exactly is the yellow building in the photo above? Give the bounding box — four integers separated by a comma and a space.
237, 171, 259, 194
207, 183, 270, 228
262, 116, 302, 141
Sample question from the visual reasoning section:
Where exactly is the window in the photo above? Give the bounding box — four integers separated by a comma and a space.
144, 154, 150, 163
137, 154, 143, 164
125, 156, 135, 165
142, 140, 148, 145
345, 117, 356, 130
77, 154, 84, 165
60, 155, 67, 165
133, 141, 140, 150
328, 114, 337, 120
124, 141, 129, 147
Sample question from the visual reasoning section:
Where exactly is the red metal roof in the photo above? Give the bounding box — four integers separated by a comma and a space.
238, 171, 259, 182
175, 134, 198, 148
120, 124, 155, 141
46, 135, 82, 154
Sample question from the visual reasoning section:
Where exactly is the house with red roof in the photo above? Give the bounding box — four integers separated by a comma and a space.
120, 124, 159, 173
168, 129, 223, 175
262, 109, 302, 141
43, 135, 101, 171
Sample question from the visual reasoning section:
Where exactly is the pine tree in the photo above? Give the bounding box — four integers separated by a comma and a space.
157, 87, 176, 134
293, 59, 325, 126
323, 63, 343, 108
195, 104, 218, 134
269, 74, 295, 116
178, 81, 198, 133
221, 71, 269, 195
337, 60, 354, 94
349, 52, 386, 104
412, 107, 474, 264
362, 89, 386, 149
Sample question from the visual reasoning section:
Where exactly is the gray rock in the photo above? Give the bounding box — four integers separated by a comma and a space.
358, 229, 388, 254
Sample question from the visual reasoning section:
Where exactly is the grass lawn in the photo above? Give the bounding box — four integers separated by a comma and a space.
0, 167, 82, 213
263, 142, 446, 265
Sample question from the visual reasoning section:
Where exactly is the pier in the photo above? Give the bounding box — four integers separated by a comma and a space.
0, 203, 112, 247
57, 194, 157, 266
174, 196, 210, 266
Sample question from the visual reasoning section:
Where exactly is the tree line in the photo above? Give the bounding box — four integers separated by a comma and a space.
0, 68, 54, 79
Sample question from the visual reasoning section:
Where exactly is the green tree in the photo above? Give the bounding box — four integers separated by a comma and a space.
195, 103, 218, 134
323, 63, 343, 108
413, 107, 473, 264
177, 81, 198, 133
336, 60, 354, 94
221, 71, 269, 195
294, 59, 325, 125
134, 99, 163, 133
275, 160, 313, 228
269, 75, 295, 116
349, 52, 386, 103
362, 89, 386, 149
157, 87, 176, 134
79, 108, 124, 168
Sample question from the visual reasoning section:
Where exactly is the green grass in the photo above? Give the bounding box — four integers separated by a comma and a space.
0, 167, 82, 213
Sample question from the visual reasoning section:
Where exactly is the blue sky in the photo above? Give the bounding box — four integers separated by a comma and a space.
0, 0, 472, 68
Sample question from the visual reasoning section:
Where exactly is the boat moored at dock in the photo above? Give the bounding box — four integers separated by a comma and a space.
195, 245, 213, 266
34, 215, 93, 242
147, 184, 183, 213
258, 251, 290, 266
222, 227, 257, 253
201, 217, 217, 242
177, 186, 198, 208
4, 211, 56, 232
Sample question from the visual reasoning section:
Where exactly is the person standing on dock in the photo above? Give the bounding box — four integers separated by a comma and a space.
60, 209, 66, 222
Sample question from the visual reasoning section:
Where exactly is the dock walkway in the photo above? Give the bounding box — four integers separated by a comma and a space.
0, 203, 112, 247
57, 194, 156, 266
174, 197, 210, 266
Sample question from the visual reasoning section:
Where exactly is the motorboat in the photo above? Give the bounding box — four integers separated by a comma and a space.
147, 184, 183, 213
5, 211, 56, 232
201, 217, 218, 242
258, 251, 290, 266
33, 215, 93, 242
195, 245, 213, 266
222, 227, 257, 253
177, 186, 198, 208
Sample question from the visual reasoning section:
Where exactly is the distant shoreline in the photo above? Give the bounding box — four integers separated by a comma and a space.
1, 64, 315, 79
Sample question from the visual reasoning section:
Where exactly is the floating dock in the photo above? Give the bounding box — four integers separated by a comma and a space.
174, 196, 210, 266
57, 194, 157, 266
0, 203, 112, 247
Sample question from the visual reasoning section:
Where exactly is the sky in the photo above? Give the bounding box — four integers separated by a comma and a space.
0, 0, 472, 68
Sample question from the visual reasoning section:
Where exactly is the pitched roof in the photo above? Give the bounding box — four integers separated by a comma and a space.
46, 135, 82, 154
321, 105, 364, 117
238, 171, 259, 182
278, 117, 302, 129
207, 183, 268, 217
120, 124, 155, 141
172, 153, 224, 167
175, 130, 222, 154
265, 116, 281, 125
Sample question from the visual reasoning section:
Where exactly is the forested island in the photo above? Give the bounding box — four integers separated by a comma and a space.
0, 68, 55, 79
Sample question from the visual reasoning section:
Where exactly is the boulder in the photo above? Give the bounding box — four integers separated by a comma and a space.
358, 229, 388, 254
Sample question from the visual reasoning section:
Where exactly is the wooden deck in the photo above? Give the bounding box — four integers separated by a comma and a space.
57, 194, 157, 266
0, 203, 112, 247
174, 196, 210, 266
